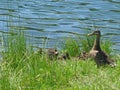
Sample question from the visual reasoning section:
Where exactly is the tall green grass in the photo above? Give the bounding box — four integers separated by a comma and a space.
62, 37, 80, 57
0, 29, 120, 90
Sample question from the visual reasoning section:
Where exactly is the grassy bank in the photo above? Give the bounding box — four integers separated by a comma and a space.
0, 30, 120, 90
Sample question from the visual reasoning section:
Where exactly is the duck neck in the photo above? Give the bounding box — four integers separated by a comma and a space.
92, 35, 101, 51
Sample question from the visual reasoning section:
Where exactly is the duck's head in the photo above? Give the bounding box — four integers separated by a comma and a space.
48, 48, 59, 56
88, 30, 101, 37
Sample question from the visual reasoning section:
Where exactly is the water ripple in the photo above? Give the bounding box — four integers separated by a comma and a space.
0, 0, 120, 50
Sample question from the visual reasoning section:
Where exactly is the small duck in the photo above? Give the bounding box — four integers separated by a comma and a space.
47, 48, 59, 60
78, 51, 88, 60
58, 52, 70, 60
88, 30, 116, 68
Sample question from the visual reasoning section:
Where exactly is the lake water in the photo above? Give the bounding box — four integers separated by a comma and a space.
0, 0, 120, 51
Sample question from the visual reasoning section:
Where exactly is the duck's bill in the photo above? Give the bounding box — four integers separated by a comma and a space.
88, 32, 94, 36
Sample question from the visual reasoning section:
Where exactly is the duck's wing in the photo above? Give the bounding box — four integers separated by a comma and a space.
101, 51, 116, 66
100, 51, 108, 59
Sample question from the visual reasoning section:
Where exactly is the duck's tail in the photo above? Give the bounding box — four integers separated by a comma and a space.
107, 58, 116, 67
110, 62, 117, 68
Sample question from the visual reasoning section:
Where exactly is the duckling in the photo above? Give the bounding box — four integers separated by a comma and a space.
88, 30, 116, 68
78, 51, 88, 60
62, 52, 70, 60
58, 52, 70, 60
47, 48, 59, 60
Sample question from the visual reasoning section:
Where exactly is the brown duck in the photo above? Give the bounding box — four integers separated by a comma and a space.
47, 48, 59, 60
88, 30, 116, 68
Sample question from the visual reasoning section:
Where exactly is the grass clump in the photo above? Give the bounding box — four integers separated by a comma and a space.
101, 39, 113, 55
4, 30, 26, 69
63, 38, 80, 57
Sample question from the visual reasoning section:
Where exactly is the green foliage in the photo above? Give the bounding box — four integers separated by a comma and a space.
101, 39, 113, 55
0, 29, 119, 90
3, 29, 26, 69
63, 37, 80, 57
79, 35, 94, 52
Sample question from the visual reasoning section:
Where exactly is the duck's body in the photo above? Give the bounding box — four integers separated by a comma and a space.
88, 30, 116, 67
89, 49, 115, 67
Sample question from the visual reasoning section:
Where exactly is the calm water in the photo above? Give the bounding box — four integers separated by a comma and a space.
0, 0, 120, 51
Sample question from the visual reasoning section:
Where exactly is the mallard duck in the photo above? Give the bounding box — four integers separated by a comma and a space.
88, 30, 116, 68
47, 48, 59, 60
